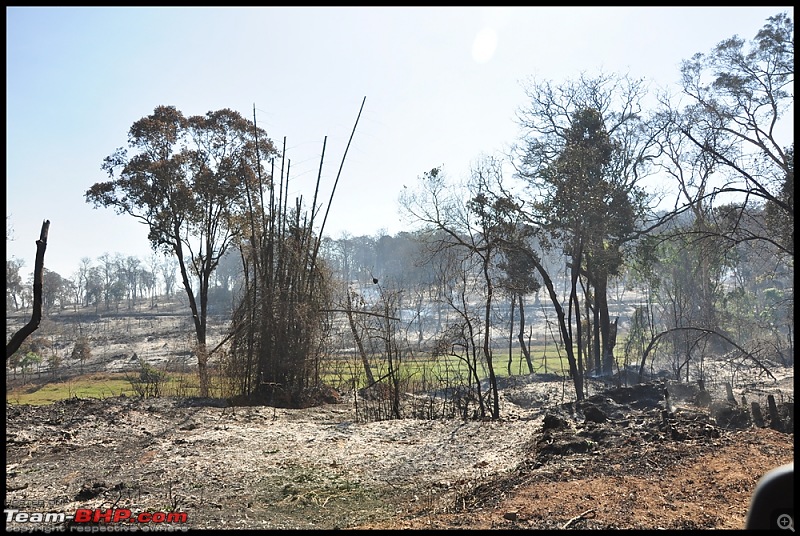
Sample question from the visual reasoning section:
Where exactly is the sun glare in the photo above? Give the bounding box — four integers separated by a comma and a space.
472, 27, 498, 64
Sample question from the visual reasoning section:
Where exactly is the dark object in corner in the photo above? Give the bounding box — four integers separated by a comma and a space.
745, 463, 794, 529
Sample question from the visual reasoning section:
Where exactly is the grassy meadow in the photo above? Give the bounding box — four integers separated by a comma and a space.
6, 343, 616, 406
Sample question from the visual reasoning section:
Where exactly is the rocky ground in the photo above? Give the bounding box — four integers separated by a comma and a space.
5, 366, 794, 531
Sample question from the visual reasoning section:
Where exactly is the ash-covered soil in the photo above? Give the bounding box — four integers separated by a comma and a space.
5, 368, 793, 531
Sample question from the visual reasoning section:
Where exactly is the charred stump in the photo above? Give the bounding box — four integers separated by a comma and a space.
767, 395, 782, 431
724, 382, 737, 405
751, 402, 765, 428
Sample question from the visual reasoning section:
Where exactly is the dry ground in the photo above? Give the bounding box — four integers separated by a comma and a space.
5, 368, 794, 531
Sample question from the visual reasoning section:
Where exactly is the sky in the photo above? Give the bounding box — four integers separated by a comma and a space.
6, 6, 792, 280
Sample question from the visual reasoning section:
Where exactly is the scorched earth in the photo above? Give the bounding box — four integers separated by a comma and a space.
5, 369, 794, 530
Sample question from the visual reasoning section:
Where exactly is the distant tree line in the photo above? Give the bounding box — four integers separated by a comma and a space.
7, 253, 181, 314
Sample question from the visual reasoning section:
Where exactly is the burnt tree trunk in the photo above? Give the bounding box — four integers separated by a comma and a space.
751, 402, 765, 428
767, 395, 782, 431
6, 220, 50, 360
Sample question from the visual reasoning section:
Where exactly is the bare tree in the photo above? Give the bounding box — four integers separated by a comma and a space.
6, 220, 49, 361
401, 159, 514, 419
675, 11, 793, 258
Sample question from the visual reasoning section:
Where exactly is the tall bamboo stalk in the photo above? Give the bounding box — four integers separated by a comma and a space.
227, 98, 366, 406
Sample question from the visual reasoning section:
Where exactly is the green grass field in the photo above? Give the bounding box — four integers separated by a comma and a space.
6, 370, 205, 406
6, 373, 138, 405
324, 348, 573, 385
7, 345, 630, 406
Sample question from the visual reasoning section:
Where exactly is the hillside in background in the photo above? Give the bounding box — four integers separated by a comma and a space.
6, 297, 228, 398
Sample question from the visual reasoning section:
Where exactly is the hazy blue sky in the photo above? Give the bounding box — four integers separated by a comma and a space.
6, 6, 791, 279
